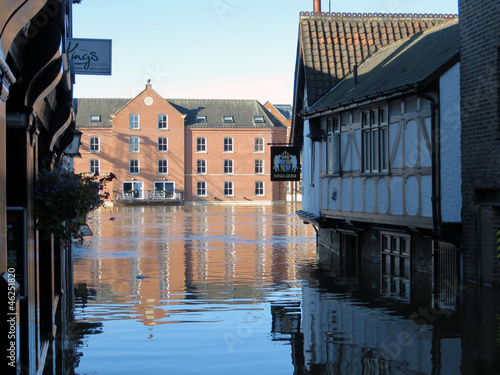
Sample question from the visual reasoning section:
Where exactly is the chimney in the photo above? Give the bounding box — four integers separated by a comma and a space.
314, 0, 321, 13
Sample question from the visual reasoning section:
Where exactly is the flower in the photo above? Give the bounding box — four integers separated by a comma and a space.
35, 166, 115, 239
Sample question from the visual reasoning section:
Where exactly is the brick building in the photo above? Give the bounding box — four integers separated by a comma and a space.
459, 0, 500, 285
74, 83, 289, 204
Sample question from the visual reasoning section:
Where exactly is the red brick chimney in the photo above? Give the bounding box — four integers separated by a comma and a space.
314, 0, 321, 13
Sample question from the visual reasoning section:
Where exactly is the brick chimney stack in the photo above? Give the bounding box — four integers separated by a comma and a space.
314, 0, 321, 13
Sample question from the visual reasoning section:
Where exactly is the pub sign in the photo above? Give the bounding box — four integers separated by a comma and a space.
270, 146, 301, 181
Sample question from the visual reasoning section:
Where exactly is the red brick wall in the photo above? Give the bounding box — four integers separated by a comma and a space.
184, 127, 286, 202
110, 84, 185, 198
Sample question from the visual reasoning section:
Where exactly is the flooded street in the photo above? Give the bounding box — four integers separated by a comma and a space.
71, 204, 500, 375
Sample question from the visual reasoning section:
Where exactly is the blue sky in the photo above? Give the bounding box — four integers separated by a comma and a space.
72, 0, 459, 104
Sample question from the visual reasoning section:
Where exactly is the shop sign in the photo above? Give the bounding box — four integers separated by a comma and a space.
67, 38, 112, 75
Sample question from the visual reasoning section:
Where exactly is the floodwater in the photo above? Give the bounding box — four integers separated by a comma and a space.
70, 204, 500, 375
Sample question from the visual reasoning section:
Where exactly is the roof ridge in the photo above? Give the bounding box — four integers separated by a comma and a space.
300, 11, 458, 21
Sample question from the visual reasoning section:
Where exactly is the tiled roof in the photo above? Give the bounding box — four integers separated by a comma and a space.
75, 98, 130, 127
308, 19, 459, 113
75, 98, 285, 129
299, 12, 458, 105
167, 99, 284, 128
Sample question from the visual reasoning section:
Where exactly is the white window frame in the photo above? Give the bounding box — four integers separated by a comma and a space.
158, 137, 168, 152
129, 159, 140, 174
90, 159, 100, 175
89, 137, 100, 152
129, 136, 140, 153
224, 159, 234, 174
255, 159, 264, 174
129, 114, 140, 129
362, 107, 389, 173
197, 159, 206, 174
254, 137, 264, 153
326, 117, 340, 174
196, 137, 207, 152
224, 181, 234, 196
255, 181, 264, 196
158, 114, 168, 129
158, 159, 168, 174
224, 137, 233, 152
123, 181, 143, 199
381, 232, 411, 301
197, 181, 207, 196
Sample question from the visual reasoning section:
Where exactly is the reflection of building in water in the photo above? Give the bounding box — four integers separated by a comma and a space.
73, 205, 317, 326
274, 269, 463, 375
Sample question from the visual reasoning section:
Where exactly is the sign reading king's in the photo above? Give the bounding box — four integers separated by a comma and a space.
270, 146, 301, 181
67, 38, 112, 75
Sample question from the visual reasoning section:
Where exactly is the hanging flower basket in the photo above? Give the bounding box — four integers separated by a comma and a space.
34, 166, 115, 239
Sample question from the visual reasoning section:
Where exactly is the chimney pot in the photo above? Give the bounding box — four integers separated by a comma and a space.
314, 0, 321, 13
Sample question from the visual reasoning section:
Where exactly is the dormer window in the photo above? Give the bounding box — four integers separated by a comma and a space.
254, 116, 265, 123
196, 116, 207, 123
90, 115, 101, 122
223, 116, 234, 123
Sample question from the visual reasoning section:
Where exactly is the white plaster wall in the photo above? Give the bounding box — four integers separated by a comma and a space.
301, 119, 320, 216
439, 63, 461, 223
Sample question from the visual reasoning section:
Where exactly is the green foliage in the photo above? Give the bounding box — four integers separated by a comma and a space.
35, 166, 115, 239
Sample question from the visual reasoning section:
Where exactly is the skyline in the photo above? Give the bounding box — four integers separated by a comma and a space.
72, 0, 459, 105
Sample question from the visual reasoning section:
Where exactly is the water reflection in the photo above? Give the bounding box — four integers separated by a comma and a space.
71, 204, 500, 375
72, 204, 317, 374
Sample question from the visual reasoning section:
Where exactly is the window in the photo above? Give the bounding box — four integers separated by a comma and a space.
90, 159, 100, 175
123, 181, 143, 199
197, 137, 206, 152
197, 181, 207, 196
254, 137, 264, 153
381, 232, 411, 300
255, 181, 264, 196
158, 114, 168, 129
255, 159, 264, 174
155, 181, 174, 198
158, 159, 168, 174
158, 137, 168, 152
90, 115, 101, 122
224, 159, 234, 174
129, 136, 140, 152
196, 116, 207, 123
224, 181, 233, 196
362, 107, 388, 173
326, 117, 340, 173
253, 116, 265, 123
224, 137, 233, 152
197, 159, 206, 174
89, 137, 100, 152
223, 116, 234, 123
129, 159, 140, 174
129, 114, 140, 129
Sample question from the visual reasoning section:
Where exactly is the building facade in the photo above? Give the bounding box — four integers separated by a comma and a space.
74, 83, 289, 204
459, 0, 500, 285
1, 1, 79, 374
291, 6, 461, 299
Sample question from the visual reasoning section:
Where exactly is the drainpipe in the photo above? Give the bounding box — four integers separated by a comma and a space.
415, 86, 440, 236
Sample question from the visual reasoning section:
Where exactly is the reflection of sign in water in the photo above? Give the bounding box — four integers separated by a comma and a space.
270, 146, 301, 181
78, 224, 93, 237
67, 38, 112, 75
